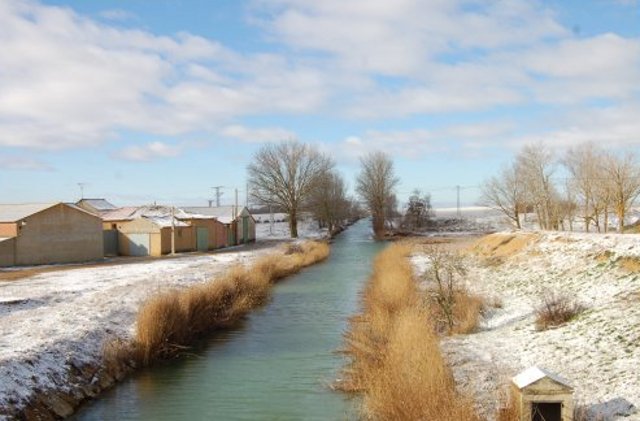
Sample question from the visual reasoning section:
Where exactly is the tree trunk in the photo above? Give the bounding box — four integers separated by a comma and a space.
289, 209, 298, 238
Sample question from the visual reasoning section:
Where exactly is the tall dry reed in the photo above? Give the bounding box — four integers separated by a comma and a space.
131, 241, 330, 365
338, 243, 480, 420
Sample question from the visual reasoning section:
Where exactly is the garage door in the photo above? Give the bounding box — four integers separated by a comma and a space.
128, 233, 150, 256
196, 227, 208, 251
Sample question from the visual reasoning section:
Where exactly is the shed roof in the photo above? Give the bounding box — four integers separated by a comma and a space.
0, 203, 58, 222
101, 207, 139, 222
181, 206, 248, 224
513, 366, 573, 390
76, 198, 117, 212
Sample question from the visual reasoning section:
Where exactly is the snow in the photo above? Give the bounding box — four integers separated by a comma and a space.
412, 231, 640, 420
254, 217, 328, 241
0, 246, 277, 416
512, 366, 572, 389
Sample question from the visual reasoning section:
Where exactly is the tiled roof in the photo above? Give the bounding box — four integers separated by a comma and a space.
101, 207, 139, 222
77, 198, 117, 212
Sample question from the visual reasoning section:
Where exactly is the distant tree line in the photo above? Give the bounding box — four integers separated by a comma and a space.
481, 142, 640, 233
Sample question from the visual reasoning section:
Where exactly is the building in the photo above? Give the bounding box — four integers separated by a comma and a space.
176, 210, 227, 251
181, 206, 256, 246
99, 207, 138, 256
117, 215, 193, 257
512, 366, 574, 421
0, 203, 103, 266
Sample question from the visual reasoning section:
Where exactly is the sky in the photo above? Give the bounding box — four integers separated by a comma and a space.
1, 0, 639, 208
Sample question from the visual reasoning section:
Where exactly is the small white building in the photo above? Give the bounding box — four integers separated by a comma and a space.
512, 366, 574, 421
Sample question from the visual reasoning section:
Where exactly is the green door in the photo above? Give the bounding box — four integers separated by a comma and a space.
196, 227, 208, 252
242, 216, 249, 244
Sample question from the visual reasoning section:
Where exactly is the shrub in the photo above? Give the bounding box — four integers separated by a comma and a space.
535, 291, 584, 331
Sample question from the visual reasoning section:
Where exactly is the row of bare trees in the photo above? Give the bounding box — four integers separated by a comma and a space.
481, 142, 640, 233
247, 142, 399, 239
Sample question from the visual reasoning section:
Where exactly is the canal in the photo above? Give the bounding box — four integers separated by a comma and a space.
73, 220, 384, 420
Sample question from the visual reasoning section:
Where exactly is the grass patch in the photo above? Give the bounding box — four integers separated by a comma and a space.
535, 291, 585, 331
618, 256, 640, 273
337, 243, 479, 420
114, 241, 329, 366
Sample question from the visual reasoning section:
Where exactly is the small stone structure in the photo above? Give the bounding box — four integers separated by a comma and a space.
512, 366, 574, 421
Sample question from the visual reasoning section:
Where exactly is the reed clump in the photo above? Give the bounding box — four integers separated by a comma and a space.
130, 241, 329, 366
338, 243, 480, 420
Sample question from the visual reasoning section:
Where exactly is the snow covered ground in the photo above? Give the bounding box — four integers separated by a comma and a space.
254, 216, 329, 240
412, 231, 640, 420
0, 246, 278, 417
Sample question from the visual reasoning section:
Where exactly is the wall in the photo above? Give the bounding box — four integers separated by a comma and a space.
519, 377, 574, 421
118, 218, 160, 256
0, 223, 17, 237
0, 238, 15, 266
235, 209, 256, 243
186, 219, 226, 249
160, 226, 194, 254
14, 204, 103, 266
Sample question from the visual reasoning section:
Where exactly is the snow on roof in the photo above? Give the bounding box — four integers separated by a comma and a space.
144, 216, 189, 228
101, 207, 139, 222
181, 206, 246, 224
0, 237, 13, 242
77, 198, 117, 212
0, 203, 57, 222
513, 366, 573, 389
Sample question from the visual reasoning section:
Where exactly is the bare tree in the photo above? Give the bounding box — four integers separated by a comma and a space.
403, 189, 433, 230
248, 141, 333, 238
516, 144, 558, 230
480, 163, 524, 229
307, 170, 350, 233
602, 152, 640, 233
356, 151, 399, 239
563, 142, 603, 232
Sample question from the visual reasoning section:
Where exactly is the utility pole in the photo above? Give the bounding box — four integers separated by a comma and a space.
245, 183, 249, 208
456, 185, 461, 219
211, 186, 224, 207
170, 206, 176, 255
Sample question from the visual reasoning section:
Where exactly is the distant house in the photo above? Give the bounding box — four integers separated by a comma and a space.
176, 209, 227, 251
75, 198, 118, 216
181, 206, 256, 246
0, 203, 103, 266
99, 207, 138, 256
118, 214, 193, 257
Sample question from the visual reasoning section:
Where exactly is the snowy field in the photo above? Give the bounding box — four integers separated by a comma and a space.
254, 215, 329, 240
413, 231, 640, 420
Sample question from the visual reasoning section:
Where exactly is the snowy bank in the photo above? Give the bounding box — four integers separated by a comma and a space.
413, 231, 640, 420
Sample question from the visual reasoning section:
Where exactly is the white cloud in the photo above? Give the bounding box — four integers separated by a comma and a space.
0, 155, 53, 171
99, 9, 136, 22
220, 125, 295, 143
115, 141, 181, 162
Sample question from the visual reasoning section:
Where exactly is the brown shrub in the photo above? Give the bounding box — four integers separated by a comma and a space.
130, 240, 329, 366
535, 291, 585, 331
619, 256, 640, 273
495, 386, 520, 421
338, 242, 480, 420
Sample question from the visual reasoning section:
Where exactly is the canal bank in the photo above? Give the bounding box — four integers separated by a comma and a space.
73, 220, 384, 420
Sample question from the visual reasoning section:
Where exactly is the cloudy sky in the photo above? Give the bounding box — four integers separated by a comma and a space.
1, 0, 639, 207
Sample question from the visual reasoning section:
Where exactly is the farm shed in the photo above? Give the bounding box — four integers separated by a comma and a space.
177, 210, 226, 251
98, 207, 138, 256
0, 203, 103, 266
182, 206, 256, 246
118, 216, 193, 257
512, 366, 574, 421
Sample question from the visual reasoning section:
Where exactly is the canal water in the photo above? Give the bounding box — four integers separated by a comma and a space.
74, 220, 384, 421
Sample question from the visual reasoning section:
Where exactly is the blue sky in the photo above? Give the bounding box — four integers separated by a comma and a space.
1, 0, 639, 207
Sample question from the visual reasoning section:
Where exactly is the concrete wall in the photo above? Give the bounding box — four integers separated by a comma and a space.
0, 238, 15, 266
118, 218, 161, 256
14, 204, 103, 266
0, 223, 17, 237
186, 219, 226, 249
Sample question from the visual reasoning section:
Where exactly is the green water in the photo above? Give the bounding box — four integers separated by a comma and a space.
74, 220, 384, 421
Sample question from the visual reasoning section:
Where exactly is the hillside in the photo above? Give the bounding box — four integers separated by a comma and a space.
413, 231, 640, 420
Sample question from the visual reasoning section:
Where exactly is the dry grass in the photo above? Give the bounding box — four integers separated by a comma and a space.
495, 386, 520, 421
471, 233, 537, 261
337, 243, 480, 420
124, 241, 329, 366
618, 256, 640, 273
535, 291, 585, 331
